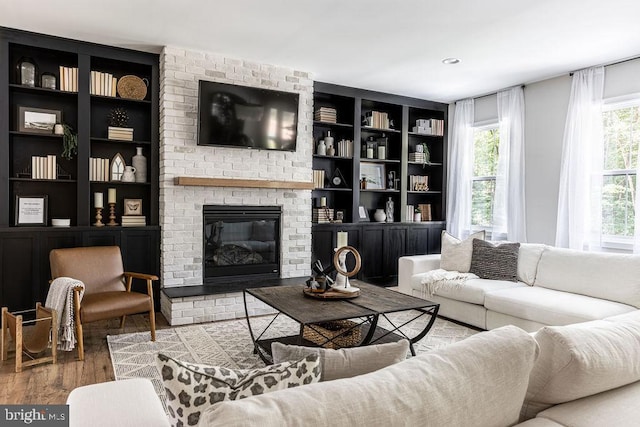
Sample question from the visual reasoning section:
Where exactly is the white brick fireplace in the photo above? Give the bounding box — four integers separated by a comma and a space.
159, 46, 314, 325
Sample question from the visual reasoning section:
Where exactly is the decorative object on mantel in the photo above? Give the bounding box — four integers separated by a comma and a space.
116, 75, 148, 100
131, 147, 146, 182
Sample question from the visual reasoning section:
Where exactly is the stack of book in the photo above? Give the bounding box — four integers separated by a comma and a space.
121, 215, 146, 227
312, 208, 334, 224
59, 66, 78, 92
406, 205, 415, 221
412, 119, 445, 136
409, 175, 429, 191
336, 139, 353, 158
364, 111, 390, 129
91, 71, 118, 97
108, 126, 134, 141
313, 170, 325, 188
314, 107, 337, 123
89, 157, 111, 181
409, 152, 427, 163
31, 155, 57, 179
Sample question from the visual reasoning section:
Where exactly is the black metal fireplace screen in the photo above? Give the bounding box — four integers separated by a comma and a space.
203, 205, 281, 284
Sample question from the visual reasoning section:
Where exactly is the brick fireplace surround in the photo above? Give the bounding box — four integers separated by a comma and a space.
159, 46, 314, 325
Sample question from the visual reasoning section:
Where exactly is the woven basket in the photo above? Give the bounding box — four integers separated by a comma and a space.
117, 75, 148, 100
303, 320, 361, 349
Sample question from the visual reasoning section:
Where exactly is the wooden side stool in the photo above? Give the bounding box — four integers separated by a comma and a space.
1, 303, 58, 373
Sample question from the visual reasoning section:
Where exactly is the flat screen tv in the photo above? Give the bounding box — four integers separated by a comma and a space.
197, 80, 299, 151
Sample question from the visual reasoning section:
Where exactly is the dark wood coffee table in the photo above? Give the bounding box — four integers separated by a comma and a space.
244, 281, 439, 364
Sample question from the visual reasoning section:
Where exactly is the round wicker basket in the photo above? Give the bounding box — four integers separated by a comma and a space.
117, 75, 148, 100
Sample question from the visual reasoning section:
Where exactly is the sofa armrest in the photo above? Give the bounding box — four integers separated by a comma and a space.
66, 378, 169, 427
398, 254, 441, 295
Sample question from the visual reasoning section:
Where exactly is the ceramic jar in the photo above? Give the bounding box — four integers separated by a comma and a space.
374, 208, 386, 223
132, 147, 147, 183
317, 139, 326, 156
122, 166, 136, 182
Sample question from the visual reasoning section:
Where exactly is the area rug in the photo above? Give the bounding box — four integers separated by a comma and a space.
107, 313, 478, 407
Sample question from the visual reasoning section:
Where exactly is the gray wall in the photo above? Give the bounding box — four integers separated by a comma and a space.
449, 57, 640, 245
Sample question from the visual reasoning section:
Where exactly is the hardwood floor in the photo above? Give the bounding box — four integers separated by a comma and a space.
0, 312, 170, 405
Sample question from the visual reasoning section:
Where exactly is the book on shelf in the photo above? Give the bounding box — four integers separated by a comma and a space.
121, 215, 147, 227
108, 126, 134, 141
313, 169, 325, 188
90, 71, 119, 97
31, 155, 57, 179
314, 107, 337, 123
413, 118, 444, 136
406, 205, 414, 222
364, 111, 390, 129
418, 204, 432, 221
89, 157, 110, 182
312, 208, 334, 223
58, 66, 78, 92
336, 139, 353, 158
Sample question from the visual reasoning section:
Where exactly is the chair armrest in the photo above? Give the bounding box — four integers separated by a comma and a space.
398, 254, 441, 295
124, 272, 159, 281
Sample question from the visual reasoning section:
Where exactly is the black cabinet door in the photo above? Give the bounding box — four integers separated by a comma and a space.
429, 225, 444, 253
0, 232, 39, 311
383, 227, 407, 278
82, 229, 121, 247
360, 226, 384, 282
406, 226, 431, 255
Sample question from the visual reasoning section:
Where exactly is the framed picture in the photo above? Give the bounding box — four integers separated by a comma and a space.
18, 106, 61, 134
358, 205, 370, 222
360, 163, 386, 190
15, 195, 48, 226
124, 198, 142, 215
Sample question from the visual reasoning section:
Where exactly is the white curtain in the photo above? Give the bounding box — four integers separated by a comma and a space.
635, 150, 640, 253
447, 99, 475, 238
494, 86, 527, 242
555, 67, 605, 250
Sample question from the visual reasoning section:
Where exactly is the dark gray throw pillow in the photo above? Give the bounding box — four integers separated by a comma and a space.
470, 239, 520, 282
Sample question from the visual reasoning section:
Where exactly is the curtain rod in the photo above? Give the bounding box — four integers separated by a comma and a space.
569, 55, 640, 76
470, 85, 524, 102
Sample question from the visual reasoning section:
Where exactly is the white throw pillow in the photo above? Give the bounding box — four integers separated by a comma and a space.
156, 353, 321, 427
440, 230, 485, 273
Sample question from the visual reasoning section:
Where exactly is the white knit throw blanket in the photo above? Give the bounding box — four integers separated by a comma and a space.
420, 269, 478, 299
45, 277, 85, 351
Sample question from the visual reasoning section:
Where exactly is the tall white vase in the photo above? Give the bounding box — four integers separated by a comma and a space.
132, 146, 147, 183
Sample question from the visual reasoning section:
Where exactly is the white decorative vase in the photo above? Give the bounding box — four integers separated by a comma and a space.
374, 209, 386, 223
122, 166, 136, 182
132, 147, 147, 183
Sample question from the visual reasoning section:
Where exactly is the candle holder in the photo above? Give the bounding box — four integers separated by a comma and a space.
94, 207, 104, 227
107, 203, 118, 226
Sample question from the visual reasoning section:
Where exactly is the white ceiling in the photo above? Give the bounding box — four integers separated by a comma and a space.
2, 0, 640, 103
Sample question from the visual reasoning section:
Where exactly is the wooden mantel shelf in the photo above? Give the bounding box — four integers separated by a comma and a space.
174, 176, 315, 190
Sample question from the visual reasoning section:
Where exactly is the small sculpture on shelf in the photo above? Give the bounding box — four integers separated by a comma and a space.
107, 108, 134, 141
61, 124, 77, 160
306, 246, 361, 294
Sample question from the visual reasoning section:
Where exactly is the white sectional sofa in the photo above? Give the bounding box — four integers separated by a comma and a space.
398, 244, 640, 331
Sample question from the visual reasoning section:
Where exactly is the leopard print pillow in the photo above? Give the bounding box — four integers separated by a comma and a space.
156, 353, 321, 427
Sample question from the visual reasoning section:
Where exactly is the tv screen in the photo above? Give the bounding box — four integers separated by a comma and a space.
197, 80, 299, 151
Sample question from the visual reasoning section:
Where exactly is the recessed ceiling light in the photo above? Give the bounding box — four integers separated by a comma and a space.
442, 58, 460, 65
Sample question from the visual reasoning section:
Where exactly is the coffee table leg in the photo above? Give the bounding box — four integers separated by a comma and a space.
360, 314, 380, 345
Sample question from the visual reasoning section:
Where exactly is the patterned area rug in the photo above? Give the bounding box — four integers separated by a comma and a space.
107, 313, 478, 406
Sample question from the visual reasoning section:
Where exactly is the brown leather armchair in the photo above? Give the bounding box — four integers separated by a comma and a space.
49, 246, 157, 360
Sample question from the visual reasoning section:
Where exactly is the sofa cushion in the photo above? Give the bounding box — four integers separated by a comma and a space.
521, 318, 640, 420
440, 230, 485, 273
470, 239, 520, 281
271, 340, 409, 382
517, 243, 547, 285
201, 326, 538, 427
485, 286, 635, 326
156, 353, 321, 427
533, 381, 640, 427
411, 275, 526, 305
534, 247, 640, 308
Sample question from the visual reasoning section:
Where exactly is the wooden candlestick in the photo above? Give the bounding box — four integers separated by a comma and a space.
107, 203, 118, 226
94, 207, 104, 227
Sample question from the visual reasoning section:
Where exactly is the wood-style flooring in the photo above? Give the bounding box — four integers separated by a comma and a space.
0, 313, 170, 405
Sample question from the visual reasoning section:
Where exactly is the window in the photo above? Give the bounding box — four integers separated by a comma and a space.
601, 101, 640, 245
471, 125, 500, 229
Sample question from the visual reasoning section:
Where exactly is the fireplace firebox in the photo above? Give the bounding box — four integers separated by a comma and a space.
203, 205, 281, 285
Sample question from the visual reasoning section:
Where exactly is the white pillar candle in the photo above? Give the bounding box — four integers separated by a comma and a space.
337, 231, 348, 248
320, 197, 327, 207
94, 192, 104, 208
108, 188, 117, 204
